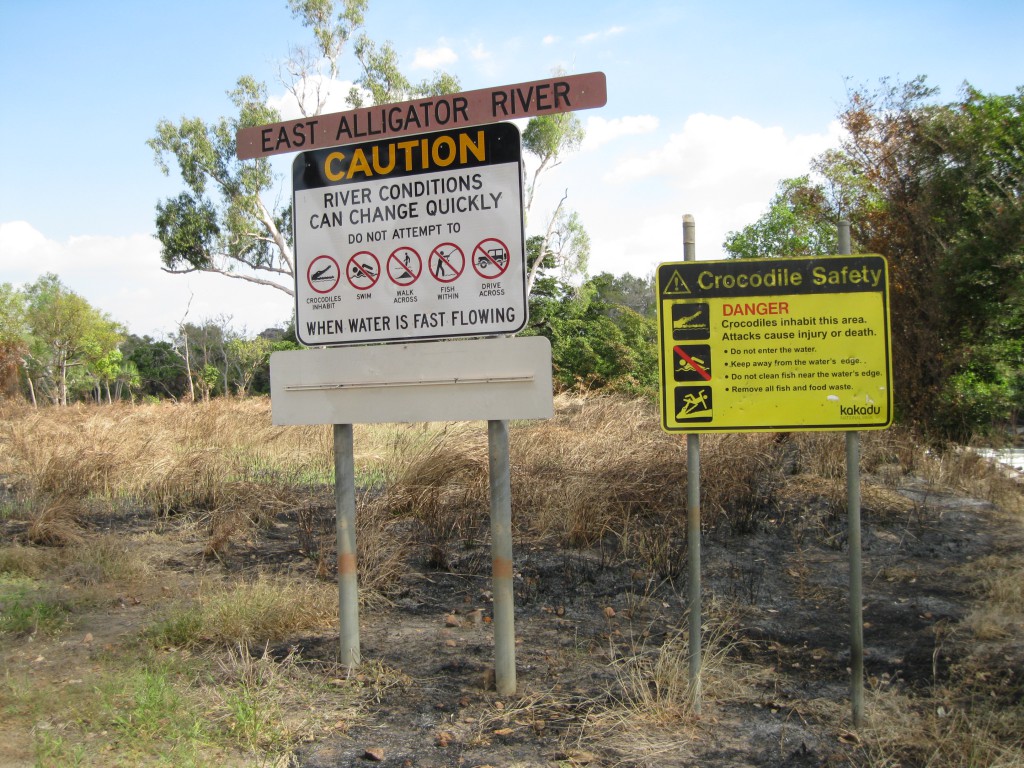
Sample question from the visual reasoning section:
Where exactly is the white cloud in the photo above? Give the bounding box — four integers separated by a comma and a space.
411, 46, 458, 70
267, 76, 360, 120
609, 114, 843, 189
469, 42, 491, 62
0, 222, 293, 338
542, 34, 559, 45
582, 114, 660, 151
578, 26, 626, 44
570, 115, 845, 277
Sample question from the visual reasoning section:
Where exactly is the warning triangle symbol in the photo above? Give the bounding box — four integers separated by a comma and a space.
662, 270, 692, 296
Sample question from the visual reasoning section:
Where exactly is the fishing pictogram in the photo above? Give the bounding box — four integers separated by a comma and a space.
429, 242, 466, 284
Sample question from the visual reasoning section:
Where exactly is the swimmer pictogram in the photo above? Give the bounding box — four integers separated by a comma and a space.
346, 252, 380, 290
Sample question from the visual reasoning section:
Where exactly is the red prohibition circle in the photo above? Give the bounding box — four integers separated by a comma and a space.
429, 242, 465, 284
307, 254, 341, 294
387, 247, 422, 287
345, 251, 380, 290
472, 238, 511, 279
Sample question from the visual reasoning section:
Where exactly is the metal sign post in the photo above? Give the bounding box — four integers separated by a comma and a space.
658, 216, 889, 723
839, 219, 865, 728
682, 214, 702, 713
334, 423, 360, 668
488, 420, 516, 695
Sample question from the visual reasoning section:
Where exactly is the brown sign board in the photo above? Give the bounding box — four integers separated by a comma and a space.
236, 71, 607, 161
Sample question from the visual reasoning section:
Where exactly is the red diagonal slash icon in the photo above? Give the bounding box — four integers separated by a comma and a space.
674, 346, 711, 381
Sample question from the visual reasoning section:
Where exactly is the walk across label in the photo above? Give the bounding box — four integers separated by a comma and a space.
292, 123, 527, 345
656, 255, 893, 432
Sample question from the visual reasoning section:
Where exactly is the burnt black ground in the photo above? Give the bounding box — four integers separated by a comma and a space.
208, 473, 1024, 768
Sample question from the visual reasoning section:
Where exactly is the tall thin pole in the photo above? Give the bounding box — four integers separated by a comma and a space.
683, 214, 702, 713
334, 423, 361, 669
839, 219, 864, 727
488, 419, 516, 695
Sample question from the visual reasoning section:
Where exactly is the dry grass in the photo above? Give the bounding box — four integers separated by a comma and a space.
148, 574, 337, 649
0, 399, 333, 510
2, 394, 1022, 767
363, 394, 790, 572
859, 681, 1024, 767
958, 552, 1024, 641
23, 497, 84, 547
606, 611, 766, 727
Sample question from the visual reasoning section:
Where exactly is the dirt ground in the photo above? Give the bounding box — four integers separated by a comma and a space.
3, 467, 1023, 767
295, 478, 1023, 767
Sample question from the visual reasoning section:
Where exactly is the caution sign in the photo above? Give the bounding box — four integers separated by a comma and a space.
292, 123, 527, 345
656, 255, 893, 433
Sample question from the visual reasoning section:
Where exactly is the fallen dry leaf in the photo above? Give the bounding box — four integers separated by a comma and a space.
435, 730, 454, 747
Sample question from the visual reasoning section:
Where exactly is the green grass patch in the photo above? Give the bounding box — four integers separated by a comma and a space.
146, 605, 205, 649
33, 729, 87, 767
145, 576, 334, 650
0, 579, 70, 637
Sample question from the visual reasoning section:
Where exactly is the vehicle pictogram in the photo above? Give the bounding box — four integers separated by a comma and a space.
346, 252, 380, 290
307, 254, 341, 294
429, 243, 465, 284
387, 247, 422, 287
472, 237, 511, 279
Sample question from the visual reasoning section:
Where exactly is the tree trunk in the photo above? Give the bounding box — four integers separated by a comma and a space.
183, 336, 196, 403
59, 359, 68, 406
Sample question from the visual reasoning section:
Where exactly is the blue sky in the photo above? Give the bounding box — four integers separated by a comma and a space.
2, 0, 1022, 337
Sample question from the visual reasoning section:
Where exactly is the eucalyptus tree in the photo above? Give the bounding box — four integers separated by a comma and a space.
150, 1, 593, 307
149, 0, 455, 298
725, 77, 1024, 436
21, 274, 124, 406
0, 283, 30, 398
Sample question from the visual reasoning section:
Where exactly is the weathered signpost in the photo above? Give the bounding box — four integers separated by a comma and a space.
242, 72, 607, 695
657, 220, 892, 725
